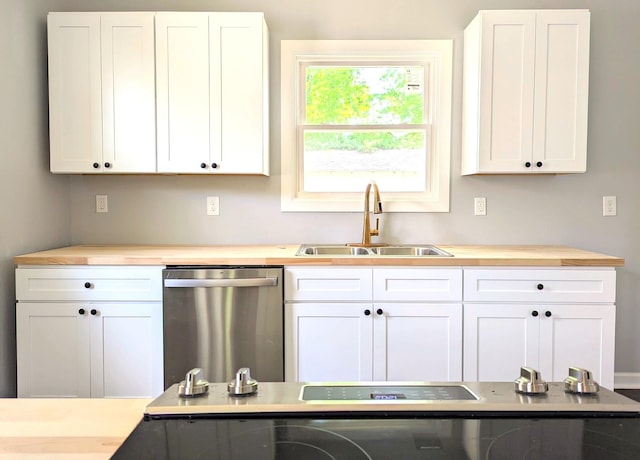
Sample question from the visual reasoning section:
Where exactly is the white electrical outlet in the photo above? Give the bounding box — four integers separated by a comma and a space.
603, 196, 617, 216
207, 196, 220, 216
96, 195, 108, 213
474, 197, 487, 216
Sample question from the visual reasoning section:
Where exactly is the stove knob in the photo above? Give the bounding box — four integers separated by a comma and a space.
515, 367, 548, 394
228, 367, 258, 396
564, 367, 599, 394
178, 367, 209, 397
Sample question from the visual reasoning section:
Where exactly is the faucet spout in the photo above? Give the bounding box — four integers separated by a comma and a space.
361, 181, 383, 246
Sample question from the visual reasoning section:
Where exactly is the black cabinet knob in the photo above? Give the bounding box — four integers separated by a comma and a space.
532, 310, 539, 317
536, 161, 543, 168
200, 163, 207, 169
545, 311, 552, 317
78, 308, 85, 315
90, 309, 97, 316
211, 163, 218, 169
364, 309, 371, 316
525, 162, 532, 168
92, 162, 100, 169
376, 308, 383, 315
84, 282, 91, 289
104, 162, 111, 168
537, 284, 544, 290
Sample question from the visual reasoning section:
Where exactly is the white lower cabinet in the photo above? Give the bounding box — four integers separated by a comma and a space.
16, 302, 162, 398
463, 268, 616, 389
15, 266, 164, 398
284, 267, 463, 382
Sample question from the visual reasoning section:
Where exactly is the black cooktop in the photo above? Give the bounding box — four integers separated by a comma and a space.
112, 415, 640, 459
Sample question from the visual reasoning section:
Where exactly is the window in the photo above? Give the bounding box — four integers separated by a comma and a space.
281, 40, 453, 212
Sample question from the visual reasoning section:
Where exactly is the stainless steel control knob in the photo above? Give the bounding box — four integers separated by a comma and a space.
515, 367, 548, 394
228, 367, 258, 396
178, 367, 209, 397
564, 367, 599, 394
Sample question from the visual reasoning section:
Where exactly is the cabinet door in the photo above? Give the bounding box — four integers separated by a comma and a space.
48, 13, 102, 173
477, 11, 536, 172
16, 303, 91, 398
156, 13, 211, 173
463, 304, 539, 381
90, 303, 163, 398
209, 13, 268, 174
538, 304, 615, 389
101, 13, 156, 173
374, 303, 462, 381
285, 303, 373, 382
532, 11, 590, 173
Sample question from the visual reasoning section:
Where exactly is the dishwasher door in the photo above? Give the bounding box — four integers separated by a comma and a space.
162, 267, 283, 388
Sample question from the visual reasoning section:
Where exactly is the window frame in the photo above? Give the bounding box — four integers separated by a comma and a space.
281, 40, 453, 212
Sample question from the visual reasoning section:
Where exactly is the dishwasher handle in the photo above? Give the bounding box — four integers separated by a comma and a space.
164, 277, 278, 288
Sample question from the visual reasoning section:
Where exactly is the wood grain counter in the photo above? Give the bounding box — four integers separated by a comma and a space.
0, 398, 149, 459
14, 244, 624, 267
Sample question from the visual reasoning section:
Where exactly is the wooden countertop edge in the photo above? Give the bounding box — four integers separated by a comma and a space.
13, 245, 625, 267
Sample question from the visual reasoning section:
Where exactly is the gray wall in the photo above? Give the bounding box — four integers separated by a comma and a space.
1, 0, 638, 396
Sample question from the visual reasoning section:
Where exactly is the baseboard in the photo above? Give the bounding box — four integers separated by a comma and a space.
614, 372, 640, 389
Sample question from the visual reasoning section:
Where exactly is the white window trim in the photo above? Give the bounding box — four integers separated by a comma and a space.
281, 40, 453, 213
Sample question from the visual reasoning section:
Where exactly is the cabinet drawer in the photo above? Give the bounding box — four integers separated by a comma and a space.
285, 268, 372, 301
373, 268, 462, 301
463, 268, 616, 303
16, 267, 163, 302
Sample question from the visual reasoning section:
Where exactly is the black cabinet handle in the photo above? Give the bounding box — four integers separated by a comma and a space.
92, 162, 100, 169
532, 310, 539, 317
84, 282, 91, 289
200, 163, 207, 169
525, 162, 532, 168
364, 309, 371, 316
376, 308, 383, 315
104, 162, 111, 168
545, 311, 552, 318
211, 163, 218, 169
537, 284, 544, 290
90, 309, 97, 316
536, 161, 543, 168
78, 308, 85, 315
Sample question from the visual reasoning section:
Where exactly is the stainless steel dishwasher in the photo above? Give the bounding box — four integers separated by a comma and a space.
162, 266, 283, 388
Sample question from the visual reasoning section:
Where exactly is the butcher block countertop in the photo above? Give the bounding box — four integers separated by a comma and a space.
14, 244, 624, 267
0, 398, 149, 459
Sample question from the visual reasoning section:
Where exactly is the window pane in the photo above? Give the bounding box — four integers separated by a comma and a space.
303, 129, 427, 192
305, 66, 425, 125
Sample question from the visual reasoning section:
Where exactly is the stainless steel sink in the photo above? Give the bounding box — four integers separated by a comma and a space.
296, 244, 453, 257
371, 246, 452, 257
296, 245, 371, 256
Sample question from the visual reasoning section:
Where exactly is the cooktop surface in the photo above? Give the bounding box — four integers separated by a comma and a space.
113, 415, 640, 459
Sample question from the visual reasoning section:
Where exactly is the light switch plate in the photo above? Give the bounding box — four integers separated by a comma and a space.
603, 196, 616, 216
474, 197, 486, 216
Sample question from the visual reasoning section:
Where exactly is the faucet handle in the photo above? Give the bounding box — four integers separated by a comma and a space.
371, 218, 380, 236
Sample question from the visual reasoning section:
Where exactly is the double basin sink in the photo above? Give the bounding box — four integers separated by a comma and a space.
296, 244, 453, 257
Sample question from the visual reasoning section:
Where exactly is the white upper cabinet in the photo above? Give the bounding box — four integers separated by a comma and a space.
48, 12, 156, 173
462, 10, 590, 174
156, 12, 269, 175
47, 12, 269, 175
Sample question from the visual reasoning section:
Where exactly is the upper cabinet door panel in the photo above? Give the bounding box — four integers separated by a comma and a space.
101, 13, 156, 173
209, 13, 268, 174
155, 13, 211, 173
533, 10, 590, 172
48, 13, 102, 173
479, 11, 536, 172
